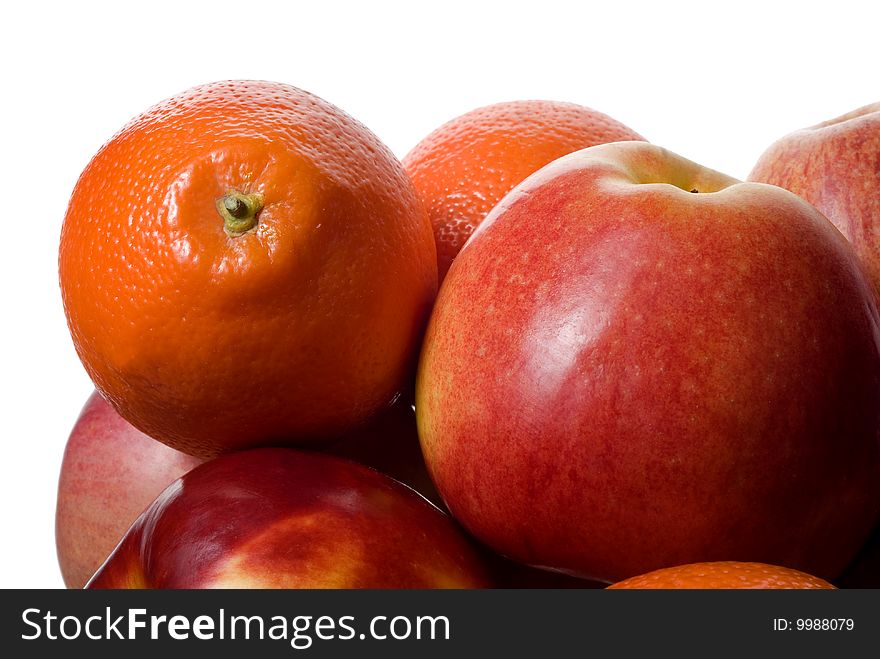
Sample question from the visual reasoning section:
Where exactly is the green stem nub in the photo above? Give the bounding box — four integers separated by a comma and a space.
216, 190, 264, 236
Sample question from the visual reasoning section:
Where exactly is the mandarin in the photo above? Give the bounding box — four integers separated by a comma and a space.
402, 100, 645, 281
608, 562, 836, 589
60, 81, 437, 457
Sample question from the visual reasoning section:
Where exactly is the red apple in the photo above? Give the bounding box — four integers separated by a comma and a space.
748, 103, 880, 293
57, 392, 443, 588
55, 391, 203, 588
416, 141, 880, 583
87, 449, 491, 588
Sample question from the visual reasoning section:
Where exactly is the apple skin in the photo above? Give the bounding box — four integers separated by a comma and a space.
328, 395, 604, 587
56, 391, 203, 589
748, 103, 880, 293
87, 448, 491, 588
57, 392, 440, 588
416, 141, 880, 583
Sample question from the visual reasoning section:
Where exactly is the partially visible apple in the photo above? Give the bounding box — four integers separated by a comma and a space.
55, 391, 203, 588
417, 141, 880, 583
87, 449, 490, 588
748, 103, 880, 292
57, 391, 444, 588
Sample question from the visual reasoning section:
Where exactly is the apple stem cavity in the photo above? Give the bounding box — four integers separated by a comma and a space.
216, 190, 264, 236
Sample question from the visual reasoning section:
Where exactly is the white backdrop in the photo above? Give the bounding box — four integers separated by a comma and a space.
1, 0, 877, 588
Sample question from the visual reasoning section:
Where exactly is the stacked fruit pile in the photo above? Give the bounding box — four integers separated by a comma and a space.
56, 81, 880, 589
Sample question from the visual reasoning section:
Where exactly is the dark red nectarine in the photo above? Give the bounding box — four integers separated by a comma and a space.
87, 449, 490, 588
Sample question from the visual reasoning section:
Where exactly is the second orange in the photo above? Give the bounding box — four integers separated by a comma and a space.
403, 100, 645, 282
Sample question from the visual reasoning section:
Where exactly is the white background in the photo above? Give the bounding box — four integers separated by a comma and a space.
1, 0, 877, 588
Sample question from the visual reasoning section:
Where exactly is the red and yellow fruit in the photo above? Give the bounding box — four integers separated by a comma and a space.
749, 103, 880, 293
88, 449, 491, 589
417, 141, 880, 583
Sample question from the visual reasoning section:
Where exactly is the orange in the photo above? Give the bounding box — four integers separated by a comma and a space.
607, 562, 836, 589
59, 81, 437, 458
402, 100, 645, 281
